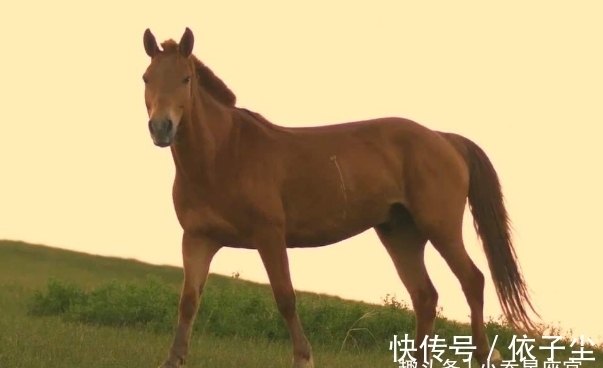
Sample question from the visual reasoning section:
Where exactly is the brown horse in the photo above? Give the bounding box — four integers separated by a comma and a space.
141, 27, 539, 368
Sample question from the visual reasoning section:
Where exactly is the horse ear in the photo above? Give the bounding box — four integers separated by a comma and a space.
143, 28, 160, 57
179, 27, 194, 57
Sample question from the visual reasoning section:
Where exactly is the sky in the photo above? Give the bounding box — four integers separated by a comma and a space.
1, 0, 601, 346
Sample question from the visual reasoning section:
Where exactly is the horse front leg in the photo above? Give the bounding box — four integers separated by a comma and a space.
160, 232, 221, 368
255, 230, 314, 368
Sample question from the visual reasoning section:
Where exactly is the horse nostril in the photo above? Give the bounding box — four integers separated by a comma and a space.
148, 119, 173, 136
148, 120, 155, 134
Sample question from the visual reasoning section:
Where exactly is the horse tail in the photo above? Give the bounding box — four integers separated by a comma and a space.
443, 132, 540, 335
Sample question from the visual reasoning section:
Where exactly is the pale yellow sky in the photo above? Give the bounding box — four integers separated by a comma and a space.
1, 1, 601, 343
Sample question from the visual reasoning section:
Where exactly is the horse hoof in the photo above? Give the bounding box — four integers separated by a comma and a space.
489, 348, 503, 366
292, 356, 314, 368
158, 361, 180, 368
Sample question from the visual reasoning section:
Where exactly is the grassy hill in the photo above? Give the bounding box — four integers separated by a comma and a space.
0, 240, 601, 368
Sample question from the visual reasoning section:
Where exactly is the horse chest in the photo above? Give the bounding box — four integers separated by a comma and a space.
173, 202, 239, 241
173, 184, 270, 247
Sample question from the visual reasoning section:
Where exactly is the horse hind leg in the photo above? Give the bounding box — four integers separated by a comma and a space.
374, 205, 437, 365
414, 202, 502, 366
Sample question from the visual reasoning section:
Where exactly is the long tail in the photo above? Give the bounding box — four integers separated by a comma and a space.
443, 132, 540, 335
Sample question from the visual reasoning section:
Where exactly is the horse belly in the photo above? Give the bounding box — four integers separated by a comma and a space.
283, 185, 396, 247
284, 214, 385, 248
281, 135, 405, 247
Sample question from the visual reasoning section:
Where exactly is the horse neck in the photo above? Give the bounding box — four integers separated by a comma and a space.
170, 87, 233, 186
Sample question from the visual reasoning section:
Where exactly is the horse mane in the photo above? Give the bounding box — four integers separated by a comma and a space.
160, 40, 237, 107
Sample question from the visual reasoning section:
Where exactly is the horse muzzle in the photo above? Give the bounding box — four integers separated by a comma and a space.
149, 119, 175, 147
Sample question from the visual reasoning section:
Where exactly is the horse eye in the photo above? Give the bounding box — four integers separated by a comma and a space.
182, 76, 191, 84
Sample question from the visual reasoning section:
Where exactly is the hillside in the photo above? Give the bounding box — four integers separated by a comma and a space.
0, 240, 601, 368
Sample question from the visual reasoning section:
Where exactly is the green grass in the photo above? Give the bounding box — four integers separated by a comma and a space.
0, 240, 601, 368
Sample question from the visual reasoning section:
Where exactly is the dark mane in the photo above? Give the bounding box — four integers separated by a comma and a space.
160, 40, 237, 107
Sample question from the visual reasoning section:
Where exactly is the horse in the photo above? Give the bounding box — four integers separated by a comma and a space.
141, 27, 539, 368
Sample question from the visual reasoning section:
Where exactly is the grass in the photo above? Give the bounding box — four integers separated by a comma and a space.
0, 240, 601, 368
